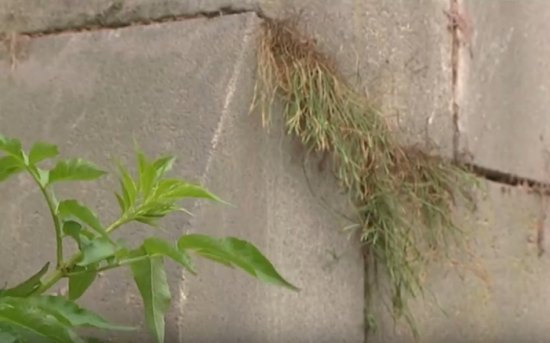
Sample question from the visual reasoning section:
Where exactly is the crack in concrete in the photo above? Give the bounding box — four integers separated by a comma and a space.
464, 162, 550, 196
448, 0, 461, 162
17, 6, 264, 37
444, 2, 550, 193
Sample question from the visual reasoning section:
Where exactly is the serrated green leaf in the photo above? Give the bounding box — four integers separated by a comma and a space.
0, 156, 24, 182
135, 216, 161, 227
153, 179, 180, 196
63, 220, 83, 246
25, 296, 133, 331
162, 182, 224, 203
0, 135, 23, 160
185, 251, 233, 267
78, 238, 116, 266
68, 271, 97, 301
116, 163, 137, 212
28, 142, 59, 165
178, 235, 299, 291
48, 159, 105, 184
62, 220, 81, 239
142, 238, 195, 274
2, 263, 49, 297
0, 321, 49, 343
62, 221, 95, 249
0, 299, 77, 343
142, 202, 177, 215
152, 156, 175, 179
131, 252, 170, 343
137, 151, 155, 201
114, 193, 127, 213
0, 324, 18, 343
58, 200, 111, 242
134, 201, 178, 225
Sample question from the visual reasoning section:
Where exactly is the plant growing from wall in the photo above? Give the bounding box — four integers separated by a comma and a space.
252, 18, 477, 337
0, 134, 298, 343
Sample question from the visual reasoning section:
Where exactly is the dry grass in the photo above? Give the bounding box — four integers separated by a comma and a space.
252, 18, 478, 336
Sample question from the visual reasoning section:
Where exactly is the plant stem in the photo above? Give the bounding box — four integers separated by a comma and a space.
41, 187, 63, 267
26, 167, 64, 268
106, 217, 128, 234
33, 217, 129, 295
65, 255, 150, 276
34, 253, 82, 294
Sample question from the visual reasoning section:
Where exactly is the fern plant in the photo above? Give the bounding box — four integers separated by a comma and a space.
0, 134, 297, 343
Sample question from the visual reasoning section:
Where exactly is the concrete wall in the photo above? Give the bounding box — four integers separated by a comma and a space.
369, 1, 550, 342
0, 5, 364, 343
1, 1, 550, 342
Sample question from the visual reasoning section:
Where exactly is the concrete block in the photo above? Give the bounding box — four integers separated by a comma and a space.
178, 90, 364, 342
459, 1, 550, 182
272, 0, 455, 156
0, 11, 364, 342
0, 13, 259, 342
370, 181, 550, 343
0, 0, 265, 33
1, 0, 455, 156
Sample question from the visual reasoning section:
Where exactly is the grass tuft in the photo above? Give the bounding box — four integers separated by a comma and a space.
252, 17, 479, 336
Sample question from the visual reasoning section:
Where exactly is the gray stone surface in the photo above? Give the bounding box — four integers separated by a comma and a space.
180, 91, 364, 343
1, 0, 454, 156
0, 11, 364, 343
459, 1, 550, 182
0, 0, 264, 33
287, 0, 455, 156
370, 181, 550, 343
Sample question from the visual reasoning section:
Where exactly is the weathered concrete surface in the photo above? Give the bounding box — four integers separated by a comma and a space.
1, 0, 455, 156
356, 0, 453, 155
370, 181, 550, 343
458, 1, 550, 182
180, 97, 364, 342
286, 0, 455, 156
0, 13, 262, 342
0, 12, 364, 343
0, 0, 264, 33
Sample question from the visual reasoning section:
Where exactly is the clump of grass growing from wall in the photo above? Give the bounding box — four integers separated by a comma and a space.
252, 18, 478, 336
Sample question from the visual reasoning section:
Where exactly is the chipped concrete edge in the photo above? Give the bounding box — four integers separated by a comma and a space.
0, 1, 266, 35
